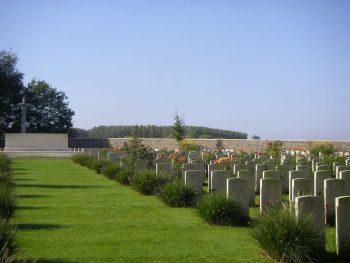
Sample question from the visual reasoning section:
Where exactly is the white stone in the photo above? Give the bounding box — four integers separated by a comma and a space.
336, 166, 348, 179
211, 170, 229, 195
207, 163, 221, 192
289, 170, 307, 201
324, 178, 345, 224
339, 170, 350, 195
336, 196, 350, 256
260, 178, 282, 214
314, 170, 331, 197
184, 170, 203, 192
238, 170, 255, 206
227, 178, 249, 217
295, 195, 325, 250
292, 178, 313, 203
255, 164, 264, 193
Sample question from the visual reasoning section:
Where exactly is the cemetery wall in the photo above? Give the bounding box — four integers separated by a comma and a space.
67, 138, 350, 152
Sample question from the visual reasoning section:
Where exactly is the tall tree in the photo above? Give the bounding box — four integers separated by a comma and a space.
0, 50, 25, 135
170, 111, 185, 148
25, 79, 74, 133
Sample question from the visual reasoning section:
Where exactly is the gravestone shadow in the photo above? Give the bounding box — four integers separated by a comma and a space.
17, 224, 66, 231
15, 184, 101, 189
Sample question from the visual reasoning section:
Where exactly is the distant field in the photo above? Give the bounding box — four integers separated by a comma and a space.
13, 159, 271, 263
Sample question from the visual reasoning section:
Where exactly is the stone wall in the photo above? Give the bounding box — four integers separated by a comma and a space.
68, 138, 350, 152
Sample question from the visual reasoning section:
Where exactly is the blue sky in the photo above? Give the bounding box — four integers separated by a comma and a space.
1, 0, 349, 140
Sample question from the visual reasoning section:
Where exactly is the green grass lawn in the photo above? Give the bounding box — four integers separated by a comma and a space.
13, 159, 273, 263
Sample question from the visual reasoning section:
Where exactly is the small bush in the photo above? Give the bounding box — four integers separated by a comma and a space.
197, 195, 248, 226
251, 203, 324, 263
0, 173, 13, 187
131, 170, 169, 195
0, 183, 16, 219
116, 168, 133, 185
0, 154, 11, 175
310, 142, 335, 156
0, 220, 16, 256
72, 154, 94, 167
102, 164, 120, 179
160, 181, 197, 207
91, 159, 110, 174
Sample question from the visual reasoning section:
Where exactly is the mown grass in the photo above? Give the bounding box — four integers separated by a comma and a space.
13, 159, 272, 263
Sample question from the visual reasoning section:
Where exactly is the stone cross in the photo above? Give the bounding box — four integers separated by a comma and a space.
19, 96, 27, 133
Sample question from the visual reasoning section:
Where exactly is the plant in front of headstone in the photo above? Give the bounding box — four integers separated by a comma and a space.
180, 139, 201, 152
251, 203, 324, 263
72, 154, 95, 167
265, 141, 283, 161
169, 152, 187, 177
91, 159, 111, 174
121, 137, 154, 171
131, 170, 170, 195
170, 111, 186, 150
160, 180, 197, 207
310, 142, 335, 157
197, 195, 249, 226
102, 163, 121, 180
215, 139, 224, 152
0, 220, 17, 257
115, 167, 134, 185
202, 151, 216, 164
213, 156, 235, 172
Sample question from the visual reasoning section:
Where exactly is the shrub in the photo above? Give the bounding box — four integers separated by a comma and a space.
0, 220, 16, 256
310, 142, 335, 156
131, 170, 169, 195
121, 137, 154, 169
116, 168, 133, 185
91, 159, 110, 174
72, 154, 94, 167
160, 181, 197, 207
102, 163, 120, 179
251, 203, 324, 263
0, 154, 11, 175
0, 183, 15, 219
197, 195, 248, 226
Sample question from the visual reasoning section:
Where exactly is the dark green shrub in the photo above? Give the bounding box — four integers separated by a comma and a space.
0, 183, 15, 219
0, 173, 13, 187
197, 195, 248, 226
0, 154, 11, 175
91, 159, 110, 174
116, 168, 133, 185
160, 181, 197, 207
0, 220, 16, 256
251, 204, 324, 263
102, 164, 120, 180
310, 142, 335, 156
131, 170, 169, 195
72, 154, 94, 167
121, 137, 154, 169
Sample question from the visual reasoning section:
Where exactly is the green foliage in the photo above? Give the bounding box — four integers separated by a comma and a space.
116, 168, 133, 185
215, 139, 224, 151
102, 163, 120, 179
121, 137, 154, 169
171, 112, 185, 143
251, 204, 324, 263
160, 181, 197, 207
131, 170, 169, 195
0, 182, 16, 220
310, 142, 335, 156
25, 79, 74, 133
252, 135, 260, 139
197, 195, 249, 226
266, 141, 283, 159
91, 159, 110, 174
72, 154, 95, 167
0, 50, 25, 135
0, 220, 16, 256
0, 154, 11, 175
79, 125, 248, 139
180, 139, 201, 152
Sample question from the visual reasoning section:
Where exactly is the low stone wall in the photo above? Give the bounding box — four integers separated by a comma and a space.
68, 138, 350, 152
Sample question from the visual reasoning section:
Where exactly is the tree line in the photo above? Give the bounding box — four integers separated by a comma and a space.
75, 125, 248, 139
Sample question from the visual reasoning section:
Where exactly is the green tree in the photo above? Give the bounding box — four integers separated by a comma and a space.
170, 111, 185, 147
0, 50, 25, 135
121, 137, 154, 169
25, 79, 74, 133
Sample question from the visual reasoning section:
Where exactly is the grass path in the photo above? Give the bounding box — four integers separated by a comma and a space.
12, 159, 272, 263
